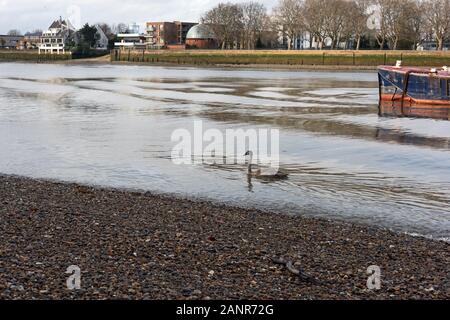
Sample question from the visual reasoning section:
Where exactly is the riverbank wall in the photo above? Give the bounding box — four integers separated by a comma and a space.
0, 50, 71, 62
110, 49, 450, 68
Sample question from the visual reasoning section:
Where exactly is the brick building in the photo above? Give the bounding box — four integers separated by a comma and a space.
145, 21, 197, 48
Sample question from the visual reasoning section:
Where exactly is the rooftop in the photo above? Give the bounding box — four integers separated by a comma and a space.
186, 24, 216, 40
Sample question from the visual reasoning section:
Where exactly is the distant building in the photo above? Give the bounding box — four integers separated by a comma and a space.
114, 33, 146, 49
38, 18, 76, 54
185, 24, 217, 49
0, 35, 24, 49
23, 35, 41, 49
417, 40, 450, 51
175, 21, 197, 45
278, 30, 354, 50
145, 21, 197, 49
127, 23, 141, 34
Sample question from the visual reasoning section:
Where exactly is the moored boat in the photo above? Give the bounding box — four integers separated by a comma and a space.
378, 63, 450, 120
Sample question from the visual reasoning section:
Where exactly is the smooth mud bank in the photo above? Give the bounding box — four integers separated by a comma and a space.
3, 57, 377, 71
0, 175, 448, 300
110, 60, 379, 71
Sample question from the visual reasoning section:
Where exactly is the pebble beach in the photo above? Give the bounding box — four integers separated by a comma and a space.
0, 175, 448, 300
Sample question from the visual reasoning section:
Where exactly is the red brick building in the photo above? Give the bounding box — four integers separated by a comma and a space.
145, 21, 197, 48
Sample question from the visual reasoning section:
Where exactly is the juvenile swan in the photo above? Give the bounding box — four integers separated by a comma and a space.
244, 151, 288, 180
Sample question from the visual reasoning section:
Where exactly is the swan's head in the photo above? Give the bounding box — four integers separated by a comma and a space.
244, 151, 253, 157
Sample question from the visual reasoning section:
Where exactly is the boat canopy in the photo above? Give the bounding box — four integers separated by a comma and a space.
378, 66, 450, 101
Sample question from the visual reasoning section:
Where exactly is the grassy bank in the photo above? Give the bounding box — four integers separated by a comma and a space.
111, 49, 450, 67
0, 50, 71, 62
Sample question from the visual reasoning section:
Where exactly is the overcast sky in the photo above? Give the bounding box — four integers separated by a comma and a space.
0, 0, 278, 34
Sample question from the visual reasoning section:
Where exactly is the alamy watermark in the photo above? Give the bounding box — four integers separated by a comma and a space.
367, 4, 382, 31
171, 120, 281, 173
67, 5, 82, 30
66, 265, 81, 290
367, 265, 381, 290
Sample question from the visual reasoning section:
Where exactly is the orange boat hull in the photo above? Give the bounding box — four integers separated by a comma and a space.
379, 94, 450, 120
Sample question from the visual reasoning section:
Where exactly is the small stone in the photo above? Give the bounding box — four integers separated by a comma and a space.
181, 288, 193, 296
10, 284, 25, 291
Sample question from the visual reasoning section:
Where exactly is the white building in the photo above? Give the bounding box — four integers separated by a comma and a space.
38, 18, 76, 54
278, 28, 354, 50
114, 34, 146, 49
417, 40, 450, 51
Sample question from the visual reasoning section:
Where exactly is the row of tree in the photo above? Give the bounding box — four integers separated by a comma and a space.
202, 0, 450, 51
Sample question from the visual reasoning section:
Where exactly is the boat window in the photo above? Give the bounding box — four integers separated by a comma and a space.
380, 75, 401, 95
441, 79, 448, 98
428, 77, 441, 99
407, 74, 427, 99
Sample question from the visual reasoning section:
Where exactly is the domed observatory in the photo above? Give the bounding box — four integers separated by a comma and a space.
186, 24, 218, 49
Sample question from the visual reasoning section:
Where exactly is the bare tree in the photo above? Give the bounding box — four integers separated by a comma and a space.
322, 0, 350, 49
373, 0, 391, 49
7, 29, 22, 36
202, 2, 244, 49
349, 0, 370, 50
197, 0, 430, 51
97, 23, 114, 38
111, 23, 128, 34
423, 0, 450, 50
273, 0, 303, 50
384, 0, 407, 50
373, 0, 426, 50
401, 0, 425, 50
303, 0, 328, 49
24, 29, 43, 36
240, 2, 268, 50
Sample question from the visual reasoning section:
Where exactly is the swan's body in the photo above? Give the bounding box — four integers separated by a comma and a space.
245, 151, 288, 180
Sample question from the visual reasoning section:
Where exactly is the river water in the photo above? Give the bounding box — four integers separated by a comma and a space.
0, 62, 449, 240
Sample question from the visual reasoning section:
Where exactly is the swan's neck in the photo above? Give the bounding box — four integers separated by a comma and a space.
247, 154, 253, 173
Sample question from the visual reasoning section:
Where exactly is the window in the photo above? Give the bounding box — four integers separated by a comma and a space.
429, 78, 440, 98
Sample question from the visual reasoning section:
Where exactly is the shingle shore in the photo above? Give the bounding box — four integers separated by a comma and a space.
0, 175, 448, 299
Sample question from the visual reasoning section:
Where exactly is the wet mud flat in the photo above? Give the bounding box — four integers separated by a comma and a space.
0, 175, 448, 300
